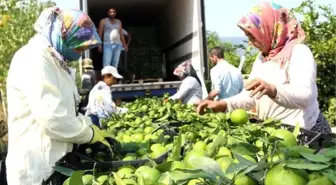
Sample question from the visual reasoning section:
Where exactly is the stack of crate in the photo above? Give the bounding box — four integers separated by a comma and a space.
126, 27, 163, 79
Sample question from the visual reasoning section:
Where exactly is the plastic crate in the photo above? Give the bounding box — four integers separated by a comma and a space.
42, 148, 175, 185
43, 135, 186, 184
316, 132, 336, 149
42, 154, 77, 185
280, 124, 322, 149
249, 118, 322, 148
73, 149, 171, 171
75, 125, 179, 163
42, 172, 67, 185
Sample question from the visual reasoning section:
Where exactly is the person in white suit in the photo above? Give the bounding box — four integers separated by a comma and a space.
6, 7, 118, 185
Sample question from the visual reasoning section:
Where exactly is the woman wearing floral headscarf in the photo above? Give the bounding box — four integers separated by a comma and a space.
168, 60, 203, 105
197, 2, 331, 133
6, 7, 119, 185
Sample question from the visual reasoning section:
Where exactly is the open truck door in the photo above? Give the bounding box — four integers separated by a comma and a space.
79, 0, 208, 100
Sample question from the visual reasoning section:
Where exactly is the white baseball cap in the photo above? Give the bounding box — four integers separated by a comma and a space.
101, 66, 123, 79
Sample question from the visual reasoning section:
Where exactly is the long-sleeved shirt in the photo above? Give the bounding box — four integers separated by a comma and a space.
170, 76, 203, 105
85, 81, 127, 118
210, 60, 244, 100
6, 35, 93, 184
224, 44, 320, 129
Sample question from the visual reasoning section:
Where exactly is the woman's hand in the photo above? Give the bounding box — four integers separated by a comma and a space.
123, 44, 128, 51
163, 98, 169, 103
197, 100, 227, 115
245, 78, 277, 99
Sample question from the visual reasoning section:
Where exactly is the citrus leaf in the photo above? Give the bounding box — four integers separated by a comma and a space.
188, 156, 223, 178
300, 152, 333, 163
207, 134, 227, 158
69, 171, 84, 185
281, 145, 316, 158
253, 160, 275, 171
225, 162, 250, 174
171, 133, 182, 161
156, 161, 173, 172
53, 165, 74, 177
285, 162, 330, 171
231, 143, 260, 156
262, 118, 274, 124
292, 123, 301, 139
239, 164, 259, 176
319, 146, 336, 158
234, 153, 256, 166
322, 169, 336, 184
250, 171, 266, 183
170, 169, 215, 182
112, 172, 126, 185
158, 172, 174, 185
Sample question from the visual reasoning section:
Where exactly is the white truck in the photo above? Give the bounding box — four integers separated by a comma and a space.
79, 0, 208, 100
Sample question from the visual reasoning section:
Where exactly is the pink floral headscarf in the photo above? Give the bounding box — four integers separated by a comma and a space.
173, 60, 192, 79
237, 2, 305, 66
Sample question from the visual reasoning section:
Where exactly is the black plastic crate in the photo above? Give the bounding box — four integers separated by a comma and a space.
42, 148, 174, 185
42, 154, 77, 185
280, 124, 322, 149
42, 172, 67, 185
316, 132, 336, 149
73, 149, 171, 171
76, 126, 179, 163
249, 118, 322, 148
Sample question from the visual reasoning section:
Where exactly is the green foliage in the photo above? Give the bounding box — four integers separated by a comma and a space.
206, 31, 256, 76
205, 31, 256, 92
0, 0, 54, 112
324, 98, 336, 127
68, 61, 82, 88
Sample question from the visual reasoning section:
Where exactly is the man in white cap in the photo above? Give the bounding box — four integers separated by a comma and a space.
85, 66, 128, 127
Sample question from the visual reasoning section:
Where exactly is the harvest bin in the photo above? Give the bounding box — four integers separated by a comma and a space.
280, 124, 322, 149
43, 149, 176, 184
317, 132, 336, 148
247, 118, 322, 149
43, 127, 181, 184
165, 119, 323, 150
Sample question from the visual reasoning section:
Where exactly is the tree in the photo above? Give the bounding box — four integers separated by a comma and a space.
0, 0, 55, 118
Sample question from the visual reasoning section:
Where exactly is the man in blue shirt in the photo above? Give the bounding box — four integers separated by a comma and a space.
205, 46, 244, 100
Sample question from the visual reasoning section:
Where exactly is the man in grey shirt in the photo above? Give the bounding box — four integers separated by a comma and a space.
97, 8, 128, 68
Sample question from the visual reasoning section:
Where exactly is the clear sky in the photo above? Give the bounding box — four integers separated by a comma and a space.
53, 0, 335, 37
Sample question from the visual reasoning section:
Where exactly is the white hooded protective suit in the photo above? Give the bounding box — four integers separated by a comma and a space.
5, 35, 94, 184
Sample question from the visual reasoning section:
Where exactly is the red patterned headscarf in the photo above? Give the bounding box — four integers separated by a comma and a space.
237, 2, 305, 66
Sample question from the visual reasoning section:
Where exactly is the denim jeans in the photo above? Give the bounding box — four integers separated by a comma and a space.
88, 114, 100, 127
103, 43, 122, 67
